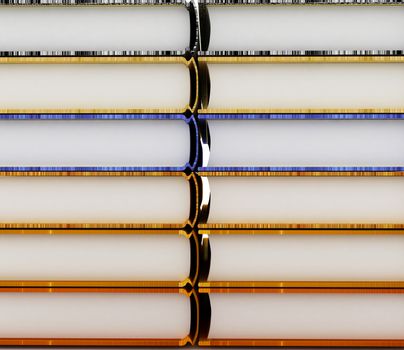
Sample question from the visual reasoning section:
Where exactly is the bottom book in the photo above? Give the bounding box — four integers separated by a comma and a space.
0, 288, 197, 347
199, 287, 404, 347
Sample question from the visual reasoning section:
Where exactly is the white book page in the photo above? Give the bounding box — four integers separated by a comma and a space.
0, 120, 189, 167
0, 64, 189, 110
209, 234, 404, 281
0, 292, 189, 338
208, 63, 404, 110
208, 177, 404, 224
0, 234, 189, 281
0, 6, 189, 52
0, 177, 189, 224
209, 292, 404, 339
208, 6, 404, 51
207, 120, 404, 167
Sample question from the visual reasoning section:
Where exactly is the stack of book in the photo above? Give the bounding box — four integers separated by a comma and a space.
0, 0, 403, 347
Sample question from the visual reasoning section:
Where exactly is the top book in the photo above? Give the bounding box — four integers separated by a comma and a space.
0, 2, 403, 55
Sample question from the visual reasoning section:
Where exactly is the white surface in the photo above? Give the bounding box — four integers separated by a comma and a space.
208, 177, 404, 223
0, 177, 189, 223
0, 64, 188, 110
208, 6, 404, 51
0, 234, 189, 281
0, 292, 189, 338
209, 234, 404, 281
208, 63, 404, 109
208, 120, 404, 167
209, 293, 404, 339
0, 7, 188, 52
0, 120, 189, 167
